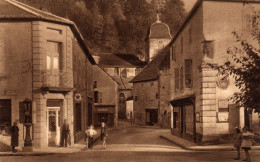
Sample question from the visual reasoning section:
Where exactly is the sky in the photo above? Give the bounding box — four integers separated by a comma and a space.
183, 0, 197, 12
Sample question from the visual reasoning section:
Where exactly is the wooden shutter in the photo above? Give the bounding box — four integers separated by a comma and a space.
185, 59, 192, 88
19, 102, 24, 123
180, 67, 184, 91
174, 68, 179, 91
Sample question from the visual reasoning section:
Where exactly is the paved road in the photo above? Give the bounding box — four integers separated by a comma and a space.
1, 126, 260, 162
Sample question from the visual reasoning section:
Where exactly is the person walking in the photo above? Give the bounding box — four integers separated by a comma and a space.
241, 127, 254, 162
100, 122, 108, 149
10, 122, 19, 153
233, 127, 242, 160
61, 119, 70, 147
87, 125, 97, 149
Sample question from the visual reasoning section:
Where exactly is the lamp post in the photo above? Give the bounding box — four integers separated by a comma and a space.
23, 98, 33, 152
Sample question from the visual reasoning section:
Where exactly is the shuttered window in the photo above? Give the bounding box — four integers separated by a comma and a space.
185, 59, 192, 88
174, 68, 179, 92
180, 67, 184, 91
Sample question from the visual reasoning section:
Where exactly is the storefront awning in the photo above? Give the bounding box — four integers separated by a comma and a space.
170, 94, 195, 106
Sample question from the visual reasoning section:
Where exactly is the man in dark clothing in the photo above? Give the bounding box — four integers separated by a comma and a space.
61, 120, 70, 147
10, 122, 19, 152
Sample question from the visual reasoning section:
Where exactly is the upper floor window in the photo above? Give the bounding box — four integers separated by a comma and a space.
189, 26, 192, 45
47, 41, 61, 70
180, 66, 184, 91
171, 46, 176, 61
185, 59, 193, 88
93, 81, 97, 88
174, 68, 179, 92
180, 37, 183, 54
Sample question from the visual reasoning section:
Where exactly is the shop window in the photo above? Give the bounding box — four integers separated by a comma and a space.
180, 67, 184, 91
185, 59, 192, 88
0, 100, 11, 132
174, 68, 179, 92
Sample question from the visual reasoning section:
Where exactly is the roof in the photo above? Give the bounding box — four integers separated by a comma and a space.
150, 22, 172, 39
96, 53, 146, 68
169, 0, 260, 46
130, 46, 170, 83
0, 0, 95, 64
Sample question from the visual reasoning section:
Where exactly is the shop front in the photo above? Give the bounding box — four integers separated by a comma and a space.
94, 105, 115, 127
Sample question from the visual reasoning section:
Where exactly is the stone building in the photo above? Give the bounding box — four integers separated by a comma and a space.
0, 0, 95, 148
169, 0, 260, 144
131, 16, 172, 127
93, 53, 145, 119
93, 65, 120, 128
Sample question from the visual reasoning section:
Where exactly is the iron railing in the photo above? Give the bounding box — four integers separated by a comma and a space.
41, 70, 73, 88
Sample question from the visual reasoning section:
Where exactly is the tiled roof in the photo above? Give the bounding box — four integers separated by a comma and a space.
149, 22, 172, 39
0, 0, 95, 64
130, 46, 170, 83
97, 53, 146, 68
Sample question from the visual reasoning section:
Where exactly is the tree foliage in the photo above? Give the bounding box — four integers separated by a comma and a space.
18, 0, 185, 56
208, 9, 260, 112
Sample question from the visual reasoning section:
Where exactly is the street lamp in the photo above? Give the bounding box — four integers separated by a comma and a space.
22, 98, 33, 152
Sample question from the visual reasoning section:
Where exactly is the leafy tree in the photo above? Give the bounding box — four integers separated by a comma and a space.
208, 9, 260, 112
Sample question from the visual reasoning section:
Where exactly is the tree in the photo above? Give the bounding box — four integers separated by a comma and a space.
208, 9, 260, 112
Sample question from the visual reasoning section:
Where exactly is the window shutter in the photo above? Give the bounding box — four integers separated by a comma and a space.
180, 67, 184, 91
174, 68, 179, 91
185, 59, 192, 88
99, 92, 102, 103
19, 102, 24, 123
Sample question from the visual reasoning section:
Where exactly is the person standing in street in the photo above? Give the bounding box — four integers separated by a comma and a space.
87, 125, 97, 149
100, 122, 108, 149
10, 121, 19, 153
241, 127, 254, 162
233, 127, 242, 160
61, 119, 70, 147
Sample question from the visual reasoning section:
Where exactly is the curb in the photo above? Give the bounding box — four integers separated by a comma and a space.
159, 135, 234, 151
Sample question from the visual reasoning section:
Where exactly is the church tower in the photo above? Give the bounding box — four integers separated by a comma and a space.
148, 4, 171, 62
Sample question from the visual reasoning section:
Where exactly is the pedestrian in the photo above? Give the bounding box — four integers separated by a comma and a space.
61, 119, 70, 147
84, 129, 89, 148
87, 125, 97, 149
100, 122, 108, 149
233, 127, 242, 160
10, 121, 19, 153
241, 127, 254, 162
130, 111, 133, 125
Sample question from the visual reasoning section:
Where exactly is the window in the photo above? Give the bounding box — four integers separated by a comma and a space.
180, 67, 184, 91
99, 92, 102, 103
94, 91, 99, 103
174, 68, 179, 91
185, 59, 192, 88
171, 46, 176, 61
46, 41, 62, 70
93, 81, 97, 88
217, 100, 229, 122
0, 100, 11, 129
180, 37, 183, 53
189, 27, 192, 44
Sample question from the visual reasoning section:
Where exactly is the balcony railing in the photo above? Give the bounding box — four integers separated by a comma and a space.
41, 70, 73, 88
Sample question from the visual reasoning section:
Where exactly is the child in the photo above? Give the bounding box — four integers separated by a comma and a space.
101, 122, 108, 149
87, 125, 97, 149
233, 127, 242, 160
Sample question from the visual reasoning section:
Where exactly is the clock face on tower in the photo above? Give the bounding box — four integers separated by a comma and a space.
217, 73, 230, 89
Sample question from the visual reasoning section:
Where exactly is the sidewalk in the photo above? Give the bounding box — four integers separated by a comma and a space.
160, 130, 260, 151
0, 129, 101, 156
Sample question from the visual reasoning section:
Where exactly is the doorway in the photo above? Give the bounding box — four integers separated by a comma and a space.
146, 109, 158, 126
47, 108, 60, 147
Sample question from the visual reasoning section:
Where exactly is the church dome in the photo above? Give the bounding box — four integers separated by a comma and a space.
149, 22, 172, 39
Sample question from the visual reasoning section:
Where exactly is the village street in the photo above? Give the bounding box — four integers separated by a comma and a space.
1, 126, 260, 162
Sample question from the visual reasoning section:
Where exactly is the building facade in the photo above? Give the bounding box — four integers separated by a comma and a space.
0, 0, 95, 148
169, 0, 260, 144
131, 16, 172, 127
93, 65, 119, 128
